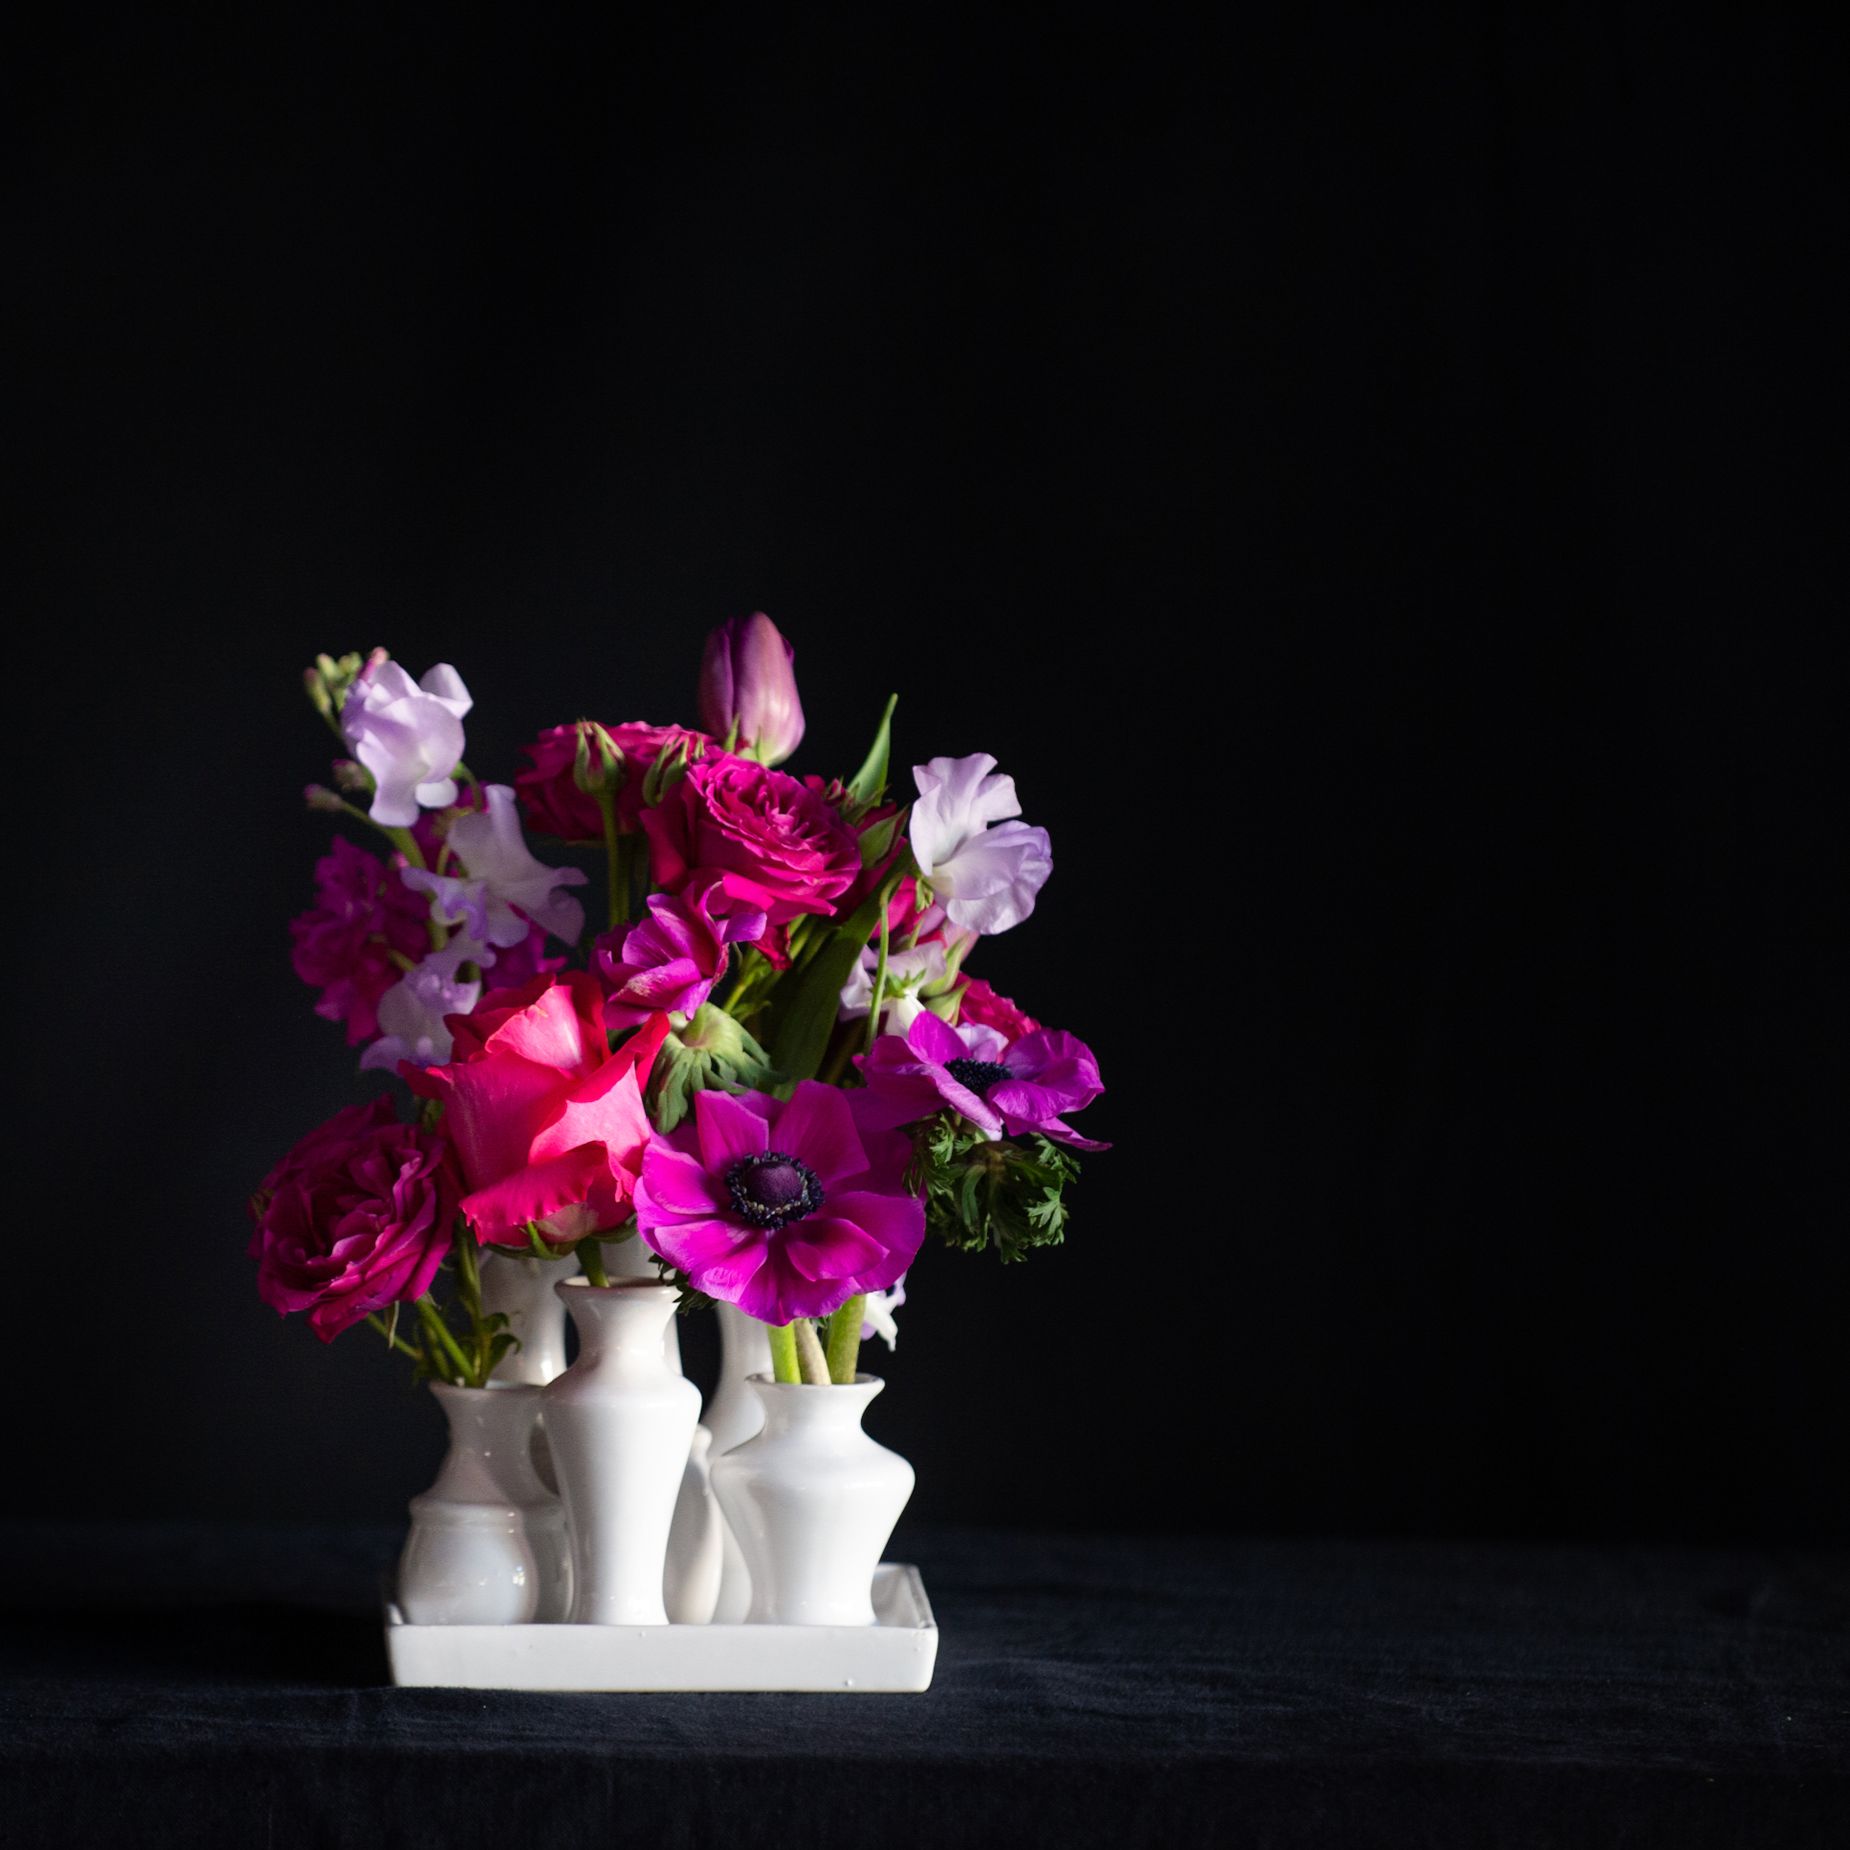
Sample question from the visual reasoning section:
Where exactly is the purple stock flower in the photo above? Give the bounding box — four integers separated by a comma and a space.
633, 1082, 923, 1324
697, 612, 805, 766
592, 875, 767, 1031
854, 1010, 1110, 1151
290, 836, 431, 1045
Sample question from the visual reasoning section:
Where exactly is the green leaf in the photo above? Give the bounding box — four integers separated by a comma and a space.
846, 694, 898, 806
768, 888, 889, 1090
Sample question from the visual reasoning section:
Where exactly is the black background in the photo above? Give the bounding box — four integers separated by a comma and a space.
7, 10, 1841, 1547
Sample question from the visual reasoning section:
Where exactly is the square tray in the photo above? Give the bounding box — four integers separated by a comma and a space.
385, 1562, 938, 1691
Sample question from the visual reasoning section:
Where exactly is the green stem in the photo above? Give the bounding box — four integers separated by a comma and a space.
767, 1320, 801, 1383
366, 1309, 424, 1361
600, 793, 625, 930
416, 1295, 476, 1386
825, 1296, 866, 1384
864, 905, 892, 1052
383, 825, 428, 870
578, 1239, 610, 1288
793, 1316, 832, 1385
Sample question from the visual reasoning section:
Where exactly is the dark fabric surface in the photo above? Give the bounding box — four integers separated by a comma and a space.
0, 1523, 1842, 1848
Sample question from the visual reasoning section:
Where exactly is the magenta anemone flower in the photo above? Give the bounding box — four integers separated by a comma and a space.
633, 1082, 923, 1325
854, 1009, 1110, 1151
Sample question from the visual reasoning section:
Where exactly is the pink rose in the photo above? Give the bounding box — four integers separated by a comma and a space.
957, 977, 1041, 1045
515, 721, 716, 841
290, 836, 431, 1044
642, 757, 863, 924
247, 1098, 462, 1341
406, 973, 669, 1247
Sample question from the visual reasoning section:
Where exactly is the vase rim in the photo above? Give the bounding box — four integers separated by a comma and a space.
556, 1277, 674, 1293
744, 1371, 884, 1391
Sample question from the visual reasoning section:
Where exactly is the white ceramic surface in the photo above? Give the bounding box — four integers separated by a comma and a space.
607, 1232, 681, 1374
398, 1382, 571, 1625
708, 1302, 774, 1622
479, 1249, 581, 1384
544, 1281, 702, 1626
662, 1425, 724, 1624
709, 1374, 914, 1626
386, 1561, 937, 1691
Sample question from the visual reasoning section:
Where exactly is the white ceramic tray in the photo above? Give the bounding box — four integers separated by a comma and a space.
385, 1562, 938, 1692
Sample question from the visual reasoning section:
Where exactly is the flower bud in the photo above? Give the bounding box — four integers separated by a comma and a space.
304, 783, 346, 812
640, 733, 693, 808
697, 612, 805, 766
649, 1002, 778, 1131
332, 759, 372, 792
571, 720, 627, 798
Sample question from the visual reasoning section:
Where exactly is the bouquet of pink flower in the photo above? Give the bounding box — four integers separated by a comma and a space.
253, 615, 1107, 1390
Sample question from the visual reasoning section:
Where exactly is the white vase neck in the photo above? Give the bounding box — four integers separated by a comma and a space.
427, 1381, 549, 1505
556, 1280, 680, 1374
746, 1372, 885, 1440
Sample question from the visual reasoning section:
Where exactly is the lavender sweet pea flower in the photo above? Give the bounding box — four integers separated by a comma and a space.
909, 754, 1052, 935
698, 611, 805, 766
837, 940, 948, 1038
340, 660, 473, 828
402, 784, 588, 947
854, 1010, 1110, 1150
358, 937, 492, 1072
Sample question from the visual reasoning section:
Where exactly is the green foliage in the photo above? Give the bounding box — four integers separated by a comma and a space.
846, 694, 898, 806
909, 1115, 1082, 1263
651, 1003, 779, 1131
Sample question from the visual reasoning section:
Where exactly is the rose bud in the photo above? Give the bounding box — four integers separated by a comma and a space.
698, 612, 805, 766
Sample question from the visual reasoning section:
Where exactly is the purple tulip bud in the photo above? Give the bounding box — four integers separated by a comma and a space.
698, 612, 805, 766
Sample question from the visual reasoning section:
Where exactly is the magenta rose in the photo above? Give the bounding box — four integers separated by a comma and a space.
641, 757, 863, 924
592, 874, 768, 1031
290, 836, 431, 1044
516, 721, 716, 841
248, 1098, 462, 1341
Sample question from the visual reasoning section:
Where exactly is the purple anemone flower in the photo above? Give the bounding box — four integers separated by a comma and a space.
854, 1010, 1110, 1151
632, 1081, 923, 1325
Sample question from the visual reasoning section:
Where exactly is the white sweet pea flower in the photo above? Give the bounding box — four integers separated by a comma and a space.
403, 784, 588, 947
860, 1274, 907, 1350
909, 754, 1052, 935
358, 937, 493, 1072
838, 941, 947, 1037
340, 661, 473, 828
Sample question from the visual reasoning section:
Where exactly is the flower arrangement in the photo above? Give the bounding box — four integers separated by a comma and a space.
251, 615, 1107, 1393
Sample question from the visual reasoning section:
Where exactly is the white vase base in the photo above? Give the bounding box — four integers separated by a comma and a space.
385, 1561, 937, 1692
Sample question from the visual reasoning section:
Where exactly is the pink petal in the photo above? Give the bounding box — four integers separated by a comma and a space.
774, 1080, 866, 1183
637, 1146, 730, 1217
822, 1190, 926, 1266
695, 1089, 771, 1171
460, 1144, 607, 1242
906, 1010, 966, 1064
780, 1218, 887, 1281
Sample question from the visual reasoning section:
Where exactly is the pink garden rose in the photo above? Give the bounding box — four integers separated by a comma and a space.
247, 1098, 462, 1341
592, 874, 768, 1031
290, 836, 430, 1044
642, 757, 863, 925
854, 1010, 1109, 1150
406, 973, 668, 1247
516, 721, 715, 841
633, 1082, 924, 1324
957, 977, 1041, 1045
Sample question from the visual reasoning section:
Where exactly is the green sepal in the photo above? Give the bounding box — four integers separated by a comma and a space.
846, 694, 898, 806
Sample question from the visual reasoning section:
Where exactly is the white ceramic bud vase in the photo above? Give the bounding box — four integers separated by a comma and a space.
543, 1281, 702, 1625
397, 1382, 572, 1624
607, 1232, 681, 1373
707, 1302, 774, 1623
709, 1374, 914, 1626
480, 1249, 581, 1384
662, 1426, 724, 1624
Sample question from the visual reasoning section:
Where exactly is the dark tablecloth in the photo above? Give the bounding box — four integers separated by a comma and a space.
0, 1521, 1842, 1847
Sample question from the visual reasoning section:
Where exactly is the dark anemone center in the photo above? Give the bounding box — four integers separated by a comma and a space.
945, 1058, 1012, 1095
724, 1151, 824, 1231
